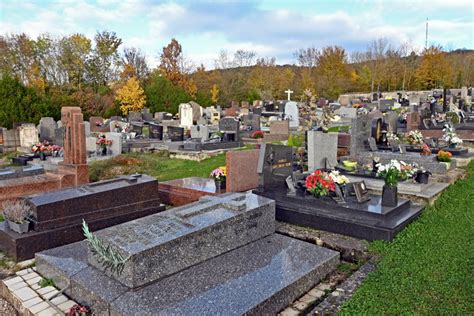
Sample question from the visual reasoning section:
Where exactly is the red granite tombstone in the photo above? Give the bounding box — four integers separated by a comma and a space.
57, 107, 89, 186
406, 112, 421, 131
226, 149, 260, 192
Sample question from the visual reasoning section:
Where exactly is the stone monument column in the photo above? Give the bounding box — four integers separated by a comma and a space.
58, 107, 89, 186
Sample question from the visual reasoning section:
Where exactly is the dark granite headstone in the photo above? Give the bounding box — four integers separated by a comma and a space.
131, 123, 143, 135
149, 123, 163, 140
128, 112, 142, 122
219, 117, 240, 142
368, 137, 378, 151
54, 127, 64, 147
257, 144, 294, 191
350, 115, 371, 158
168, 126, 184, 141
379, 99, 394, 112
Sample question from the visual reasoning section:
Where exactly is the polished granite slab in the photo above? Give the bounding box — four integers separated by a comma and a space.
256, 187, 424, 241
37, 234, 339, 316
88, 193, 275, 288
158, 177, 224, 206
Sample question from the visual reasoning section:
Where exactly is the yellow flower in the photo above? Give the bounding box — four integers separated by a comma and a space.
219, 166, 227, 176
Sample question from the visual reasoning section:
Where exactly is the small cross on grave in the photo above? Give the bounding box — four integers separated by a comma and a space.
285, 89, 294, 101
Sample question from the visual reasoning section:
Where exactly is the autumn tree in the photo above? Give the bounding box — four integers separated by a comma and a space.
210, 84, 219, 104
415, 46, 453, 89
315, 46, 350, 100
122, 47, 149, 82
59, 33, 91, 90
88, 31, 122, 90
159, 38, 197, 97
116, 77, 146, 115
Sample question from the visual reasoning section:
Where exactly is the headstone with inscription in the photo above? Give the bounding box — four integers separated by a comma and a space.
168, 126, 184, 141
257, 144, 293, 191
284, 101, 299, 128
219, 117, 240, 142
149, 123, 163, 140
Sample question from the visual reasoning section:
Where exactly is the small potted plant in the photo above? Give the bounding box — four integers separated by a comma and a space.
2, 199, 32, 234
251, 130, 264, 139
305, 170, 335, 198
96, 135, 112, 156
210, 166, 227, 191
376, 160, 401, 207
437, 150, 453, 170
414, 168, 431, 184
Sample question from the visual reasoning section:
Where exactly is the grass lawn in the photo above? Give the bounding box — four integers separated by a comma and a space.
89, 152, 226, 182
340, 161, 474, 315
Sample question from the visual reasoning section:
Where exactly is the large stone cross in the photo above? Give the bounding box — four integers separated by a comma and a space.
285, 89, 294, 101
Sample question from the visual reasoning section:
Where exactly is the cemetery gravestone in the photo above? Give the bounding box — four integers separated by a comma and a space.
243, 114, 261, 132
349, 115, 371, 158
57, 107, 88, 186
308, 131, 338, 170
179, 103, 193, 128
107, 132, 122, 155
386, 111, 399, 133
219, 117, 240, 142
379, 100, 394, 112
257, 144, 293, 191
128, 111, 142, 122
189, 101, 203, 123
19, 124, 39, 149
337, 107, 357, 119
54, 127, 64, 147
38, 117, 57, 142
168, 126, 184, 141
226, 149, 260, 192
284, 101, 299, 128
149, 123, 163, 140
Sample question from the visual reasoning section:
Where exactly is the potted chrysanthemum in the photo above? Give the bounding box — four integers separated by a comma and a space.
442, 126, 462, 149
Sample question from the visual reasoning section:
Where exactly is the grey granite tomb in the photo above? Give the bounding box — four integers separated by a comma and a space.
36, 192, 339, 315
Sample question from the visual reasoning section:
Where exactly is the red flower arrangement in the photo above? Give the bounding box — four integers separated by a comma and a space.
67, 304, 91, 316
96, 135, 112, 148
251, 130, 264, 139
305, 170, 336, 198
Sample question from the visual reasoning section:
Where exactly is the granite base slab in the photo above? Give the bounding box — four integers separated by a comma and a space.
256, 188, 424, 241
0, 203, 164, 261
158, 177, 222, 206
36, 234, 339, 316
345, 175, 450, 202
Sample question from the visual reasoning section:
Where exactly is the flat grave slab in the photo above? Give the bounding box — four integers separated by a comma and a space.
37, 234, 339, 316
256, 187, 424, 241
158, 176, 222, 206
0, 174, 165, 261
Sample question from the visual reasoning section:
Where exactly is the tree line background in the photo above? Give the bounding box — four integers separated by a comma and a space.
0, 31, 473, 128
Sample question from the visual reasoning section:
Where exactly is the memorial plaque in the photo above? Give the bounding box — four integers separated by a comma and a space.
368, 137, 378, 151
88, 192, 275, 288
353, 181, 370, 203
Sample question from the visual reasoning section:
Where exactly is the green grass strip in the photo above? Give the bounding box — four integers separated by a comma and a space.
340, 161, 474, 315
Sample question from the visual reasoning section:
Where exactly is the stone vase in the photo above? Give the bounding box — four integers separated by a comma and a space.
382, 185, 398, 207
101, 146, 107, 156
449, 143, 456, 149
39, 151, 46, 160
6, 220, 30, 234
214, 179, 226, 192
415, 171, 430, 184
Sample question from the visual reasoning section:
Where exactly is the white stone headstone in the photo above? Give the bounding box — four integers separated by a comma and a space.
106, 132, 123, 156
179, 103, 193, 128
284, 101, 299, 128
83, 121, 91, 137
336, 107, 357, 119
19, 124, 39, 148
86, 136, 97, 153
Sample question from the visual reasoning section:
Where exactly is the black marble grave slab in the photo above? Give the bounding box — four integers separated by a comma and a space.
255, 187, 424, 241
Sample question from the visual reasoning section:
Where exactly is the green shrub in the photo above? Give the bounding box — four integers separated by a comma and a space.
446, 111, 460, 124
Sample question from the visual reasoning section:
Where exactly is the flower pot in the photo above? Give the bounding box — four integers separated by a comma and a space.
440, 161, 451, 170
214, 179, 226, 192
101, 146, 107, 156
6, 220, 29, 234
415, 171, 430, 184
382, 185, 398, 207
39, 151, 46, 160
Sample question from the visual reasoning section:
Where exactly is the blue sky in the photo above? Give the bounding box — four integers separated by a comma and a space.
1, 0, 473, 68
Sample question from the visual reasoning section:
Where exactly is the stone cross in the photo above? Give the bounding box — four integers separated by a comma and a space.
285, 89, 294, 101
